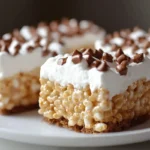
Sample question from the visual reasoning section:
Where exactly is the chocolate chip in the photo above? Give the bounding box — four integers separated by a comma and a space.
94, 49, 103, 59
9, 44, 21, 56
106, 34, 113, 41
111, 44, 119, 51
83, 54, 94, 65
58, 40, 65, 46
0, 40, 7, 52
42, 48, 50, 57
116, 60, 128, 75
132, 44, 139, 52
57, 58, 67, 65
80, 48, 86, 52
34, 36, 41, 44
115, 48, 124, 57
83, 48, 93, 55
133, 26, 140, 31
30, 26, 37, 36
120, 29, 131, 38
38, 22, 48, 27
97, 61, 108, 72
138, 36, 146, 43
102, 52, 113, 62
133, 53, 144, 63
113, 31, 120, 37
125, 39, 134, 46
72, 50, 82, 64
61, 18, 69, 25
51, 51, 58, 57
117, 54, 128, 64
27, 46, 34, 52
143, 41, 150, 50
72, 50, 80, 56
49, 21, 59, 31
90, 60, 101, 68
13, 29, 25, 43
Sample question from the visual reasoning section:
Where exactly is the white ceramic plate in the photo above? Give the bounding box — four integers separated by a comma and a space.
0, 110, 149, 147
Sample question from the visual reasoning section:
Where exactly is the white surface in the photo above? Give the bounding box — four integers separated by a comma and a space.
0, 110, 149, 147
41, 54, 150, 99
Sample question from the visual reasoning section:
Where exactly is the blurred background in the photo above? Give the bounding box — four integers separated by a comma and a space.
0, 0, 149, 35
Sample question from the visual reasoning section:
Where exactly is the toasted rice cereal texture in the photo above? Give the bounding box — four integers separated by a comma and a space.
39, 78, 150, 133
0, 68, 40, 113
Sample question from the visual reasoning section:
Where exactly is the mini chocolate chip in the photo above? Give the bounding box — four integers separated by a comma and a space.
0, 40, 7, 52
51, 51, 58, 56
34, 36, 41, 43
117, 54, 128, 64
138, 36, 146, 43
120, 29, 131, 38
143, 41, 150, 50
72, 50, 82, 56
58, 39, 65, 45
83, 48, 93, 55
61, 18, 69, 25
13, 29, 26, 43
49, 21, 59, 31
106, 34, 113, 41
30, 26, 37, 36
113, 31, 120, 37
97, 61, 108, 72
133, 26, 140, 31
94, 49, 103, 59
83, 54, 94, 65
132, 45, 139, 52
133, 53, 144, 63
111, 44, 119, 51
38, 22, 48, 27
42, 48, 50, 57
57, 58, 67, 65
80, 48, 86, 52
72, 50, 82, 64
103, 38, 109, 44
125, 39, 134, 46
115, 48, 124, 57
121, 60, 128, 67
116, 61, 128, 75
144, 51, 149, 55
9, 44, 21, 56
102, 52, 113, 62
27, 46, 34, 52
90, 60, 101, 68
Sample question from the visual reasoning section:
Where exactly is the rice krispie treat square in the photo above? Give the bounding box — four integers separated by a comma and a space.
39, 48, 150, 133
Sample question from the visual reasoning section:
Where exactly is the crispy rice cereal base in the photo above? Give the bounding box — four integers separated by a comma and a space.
39, 78, 150, 133
0, 103, 38, 115
0, 68, 40, 113
45, 114, 150, 133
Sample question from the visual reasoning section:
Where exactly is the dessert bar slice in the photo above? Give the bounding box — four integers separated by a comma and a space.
0, 19, 105, 113
39, 48, 150, 133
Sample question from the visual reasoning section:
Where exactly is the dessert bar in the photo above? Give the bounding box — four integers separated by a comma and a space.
39, 47, 150, 133
0, 19, 105, 113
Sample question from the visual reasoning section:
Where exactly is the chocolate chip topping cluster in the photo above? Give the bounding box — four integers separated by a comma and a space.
57, 48, 144, 75
0, 18, 101, 56
103, 27, 150, 53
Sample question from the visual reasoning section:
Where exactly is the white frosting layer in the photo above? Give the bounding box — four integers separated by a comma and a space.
0, 48, 49, 79
0, 23, 106, 79
62, 32, 105, 53
40, 55, 150, 99
95, 29, 148, 58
